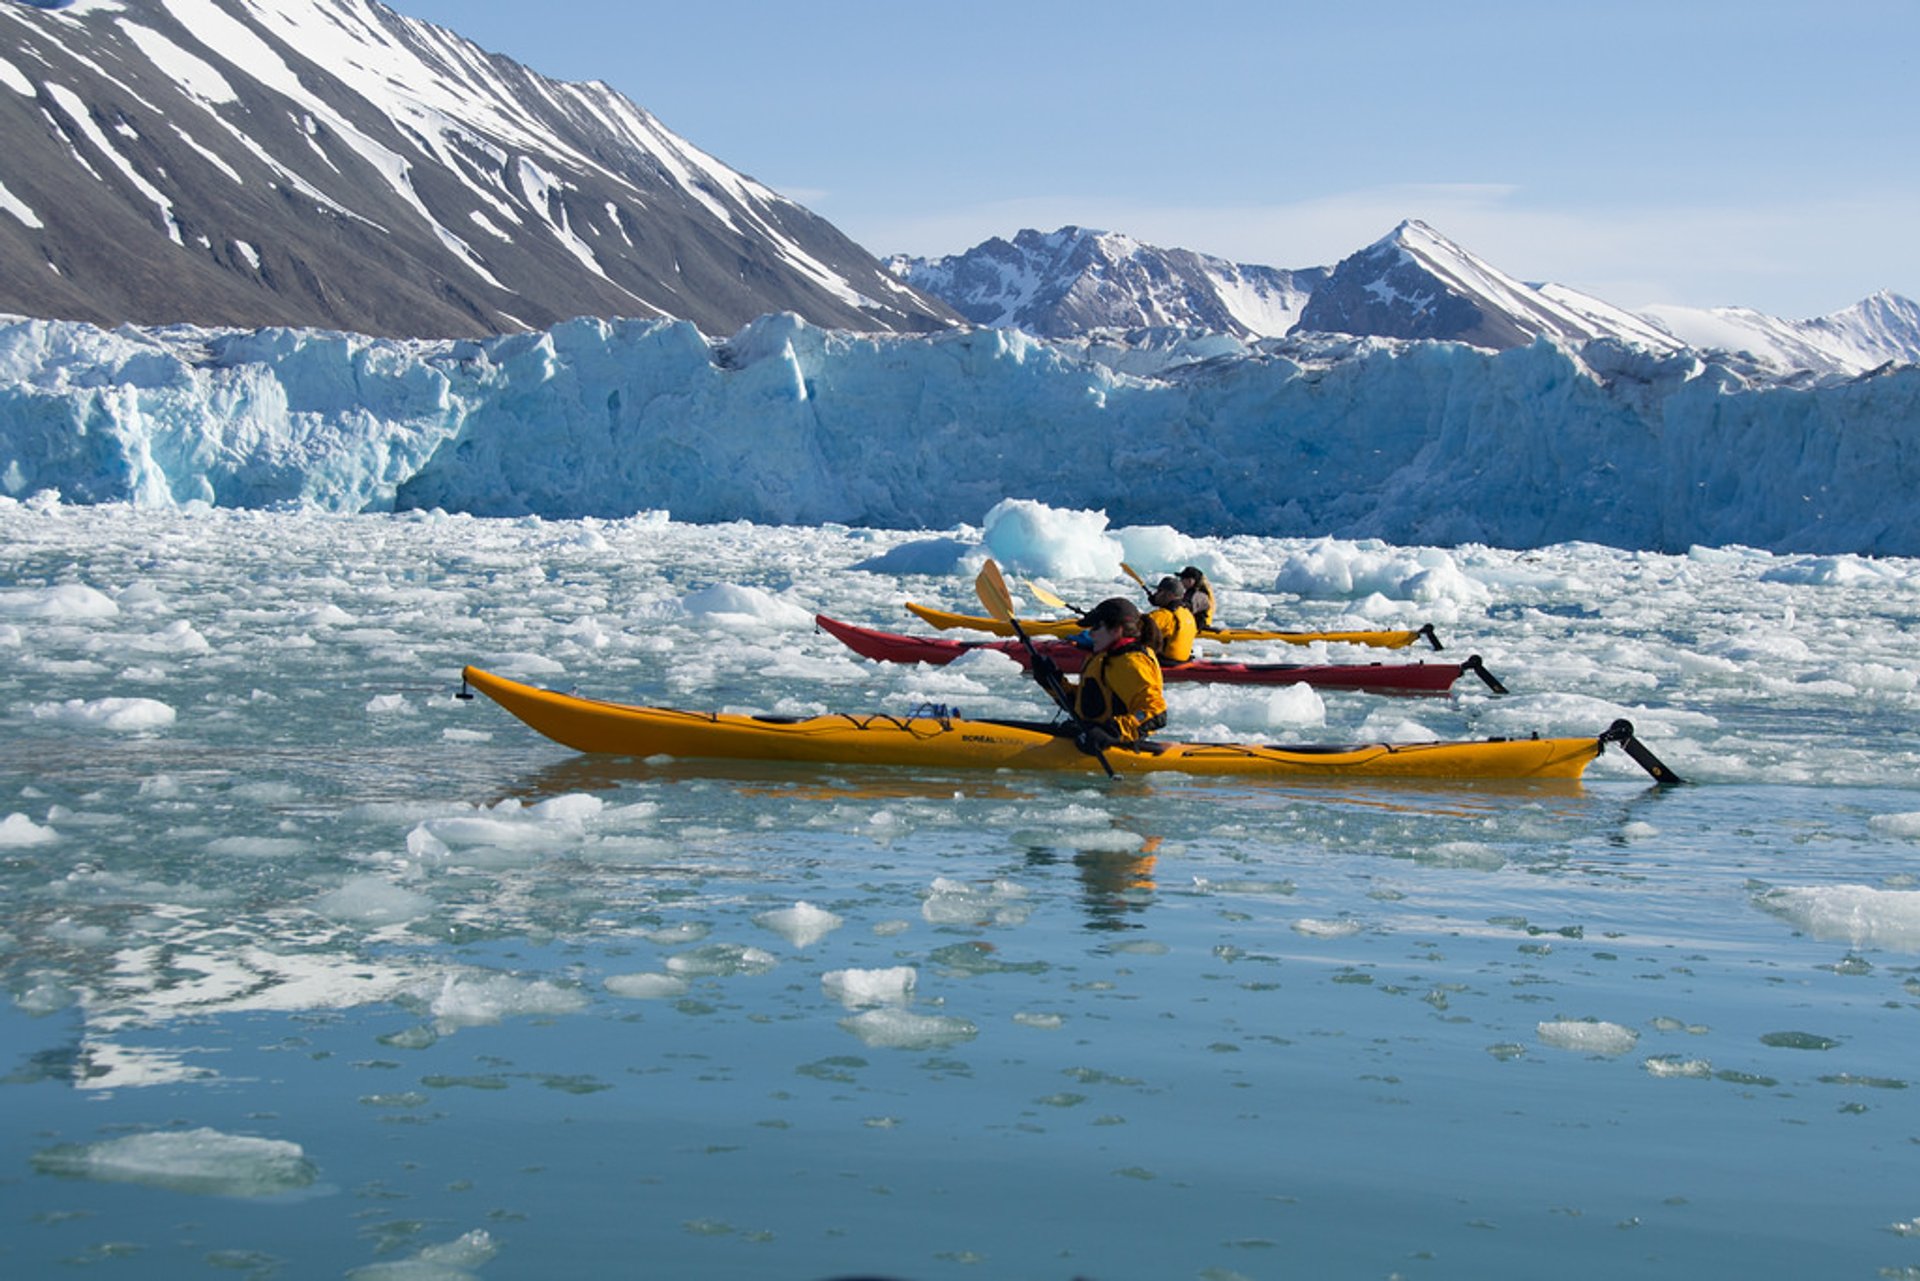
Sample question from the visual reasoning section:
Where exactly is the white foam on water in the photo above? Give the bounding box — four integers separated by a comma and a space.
31, 1128, 316, 1196
821, 966, 916, 1008
1537, 1020, 1640, 1056
755, 901, 843, 948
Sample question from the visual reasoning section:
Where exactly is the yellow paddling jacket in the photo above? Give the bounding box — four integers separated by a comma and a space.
1068, 641, 1167, 742
1144, 604, 1198, 664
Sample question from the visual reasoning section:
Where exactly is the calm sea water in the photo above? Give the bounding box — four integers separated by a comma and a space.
3, 502, 1919, 1280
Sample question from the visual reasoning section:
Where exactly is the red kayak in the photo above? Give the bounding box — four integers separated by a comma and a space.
816, 615, 1505, 696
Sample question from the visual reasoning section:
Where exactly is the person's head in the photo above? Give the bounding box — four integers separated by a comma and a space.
1150, 576, 1183, 608
1078, 597, 1143, 649
1179, 565, 1209, 589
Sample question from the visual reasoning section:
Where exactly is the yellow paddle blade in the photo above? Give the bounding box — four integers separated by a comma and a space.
1119, 562, 1148, 588
974, 558, 1016, 622
1026, 581, 1071, 611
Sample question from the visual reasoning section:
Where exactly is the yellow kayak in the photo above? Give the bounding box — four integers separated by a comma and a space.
902, 603, 1440, 649
459, 666, 1669, 782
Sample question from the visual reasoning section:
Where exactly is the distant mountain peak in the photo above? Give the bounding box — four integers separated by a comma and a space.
888, 225, 1327, 340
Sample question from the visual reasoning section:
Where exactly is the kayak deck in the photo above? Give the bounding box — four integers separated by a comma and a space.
816, 614, 1497, 695
460, 666, 1620, 781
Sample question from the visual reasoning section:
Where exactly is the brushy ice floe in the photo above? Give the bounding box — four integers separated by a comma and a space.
427, 972, 589, 1031
29, 695, 176, 730
32, 1127, 316, 1196
346, 1228, 497, 1280
603, 972, 688, 999
0, 812, 58, 846
821, 966, 916, 1008
755, 901, 844, 948
1754, 884, 1920, 952
1868, 812, 1920, 839
922, 876, 1031, 928
839, 1007, 977, 1049
1537, 1020, 1640, 1056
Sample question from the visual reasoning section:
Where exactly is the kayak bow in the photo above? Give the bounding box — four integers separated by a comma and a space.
459, 666, 1674, 782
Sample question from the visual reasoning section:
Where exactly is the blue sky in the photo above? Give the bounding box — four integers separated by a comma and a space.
392, 0, 1917, 317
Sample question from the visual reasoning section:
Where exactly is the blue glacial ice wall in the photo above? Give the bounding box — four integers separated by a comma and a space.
0, 311, 1916, 554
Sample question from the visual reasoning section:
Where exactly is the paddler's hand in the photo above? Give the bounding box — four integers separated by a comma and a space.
1074, 724, 1119, 755
1030, 655, 1063, 687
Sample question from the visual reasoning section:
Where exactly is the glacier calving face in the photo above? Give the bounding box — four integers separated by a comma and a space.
1, 313, 1915, 555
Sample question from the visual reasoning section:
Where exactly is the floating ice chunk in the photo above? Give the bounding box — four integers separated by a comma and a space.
839, 1007, 977, 1049
981, 498, 1124, 578
679, 582, 813, 628
347, 1228, 496, 1279
131, 619, 210, 653
822, 966, 916, 1008
664, 943, 778, 977
1643, 1056, 1713, 1078
310, 876, 434, 927
30, 696, 176, 731
32, 1128, 316, 1196
1537, 1019, 1640, 1056
1273, 540, 1489, 605
644, 922, 710, 945
0, 583, 119, 618
365, 692, 410, 714
851, 535, 975, 574
1755, 884, 1920, 951
428, 972, 589, 1031
922, 876, 1031, 927
755, 901, 844, 948
604, 972, 688, 999
16, 973, 77, 1014
1013, 1011, 1064, 1029
206, 836, 306, 858
0, 812, 58, 846
1292, 917, 1363, 939
1263, 683, 1325, 729
1868, 812, 1920, 840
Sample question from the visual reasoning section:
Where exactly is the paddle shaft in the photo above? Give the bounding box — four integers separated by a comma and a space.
978, 561, 1115, 778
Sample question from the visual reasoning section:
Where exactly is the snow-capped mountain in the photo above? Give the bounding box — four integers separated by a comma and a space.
1297, 219, 1684, 353
1641, 292, 1920, 381
0, 0, 955, 337
886, 226, 1327, 340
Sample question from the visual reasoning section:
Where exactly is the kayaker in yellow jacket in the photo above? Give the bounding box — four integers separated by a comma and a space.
1179, 565, 1215, 630
1031, 597, 1167, 752
1144, 577, 1198, 665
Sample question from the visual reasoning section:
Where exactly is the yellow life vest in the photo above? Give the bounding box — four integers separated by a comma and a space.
1144, 604, 1198, 664
1070, 641, 1167, 742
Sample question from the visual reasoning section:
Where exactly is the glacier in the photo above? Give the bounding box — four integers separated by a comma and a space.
1, 311, 1915, 554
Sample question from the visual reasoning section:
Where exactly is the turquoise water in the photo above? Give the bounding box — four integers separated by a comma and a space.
3, 504, 1919, 1279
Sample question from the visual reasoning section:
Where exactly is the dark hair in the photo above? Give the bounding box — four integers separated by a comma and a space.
1078, 596, 1143, 635
1179, 565, 1209, 585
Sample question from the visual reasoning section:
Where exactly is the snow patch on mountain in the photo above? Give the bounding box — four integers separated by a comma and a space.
889, 227, 1326, 340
